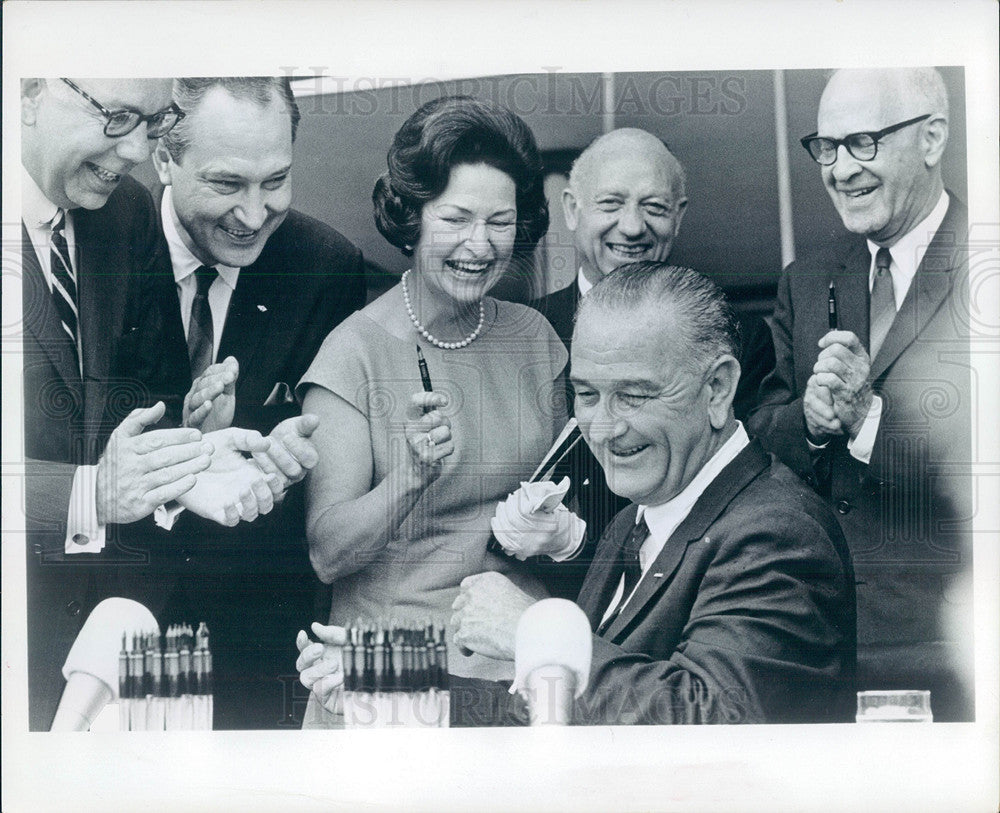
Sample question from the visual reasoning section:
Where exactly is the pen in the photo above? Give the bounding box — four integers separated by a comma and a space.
416, 345, 433, 393
828, 280, 838, 330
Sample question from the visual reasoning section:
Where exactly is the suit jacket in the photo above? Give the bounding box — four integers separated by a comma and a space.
748, 195, 972, 721
573, 440, 856, 724
21, 175, 174, 730
123, 205, 367, 729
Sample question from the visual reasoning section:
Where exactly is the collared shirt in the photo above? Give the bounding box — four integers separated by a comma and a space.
866, 189, 949, 310
577, 266, 594, 298
161, 186, 240, 362
599, 423, 751, 627
21, 167, 103, 553
848, 190, 950, 464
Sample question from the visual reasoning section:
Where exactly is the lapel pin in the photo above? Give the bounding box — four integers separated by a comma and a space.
256, 304, 268, 313
652, 572, 664, 579
582, 478, 590, 486
704, 536, 711, 544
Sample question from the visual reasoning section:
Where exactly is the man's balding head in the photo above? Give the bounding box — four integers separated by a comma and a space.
563, 128, 687, 286
815, 68, 949, 247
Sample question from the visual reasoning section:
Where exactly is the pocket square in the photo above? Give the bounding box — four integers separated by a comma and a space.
263, 381, 295, 406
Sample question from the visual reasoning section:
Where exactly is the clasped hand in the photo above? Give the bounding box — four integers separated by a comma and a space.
183, 356, 239, 433
806, 330, 873, 441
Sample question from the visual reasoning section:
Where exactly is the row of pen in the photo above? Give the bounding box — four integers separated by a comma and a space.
341, 622, 450, 728
119, 623, 213, 730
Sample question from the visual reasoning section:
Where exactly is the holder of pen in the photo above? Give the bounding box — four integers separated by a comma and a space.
341, 622, 449, 728
118, 622, 213, 730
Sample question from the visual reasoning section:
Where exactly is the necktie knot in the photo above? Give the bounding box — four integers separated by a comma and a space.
194, 265, 217, 297
50, 208, 66, 236
875, 247, 892, 276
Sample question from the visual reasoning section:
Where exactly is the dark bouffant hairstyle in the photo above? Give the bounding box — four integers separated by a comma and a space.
372, 95, 549, 258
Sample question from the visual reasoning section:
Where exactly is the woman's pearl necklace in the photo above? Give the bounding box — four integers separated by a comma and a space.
401, 269, 485, 350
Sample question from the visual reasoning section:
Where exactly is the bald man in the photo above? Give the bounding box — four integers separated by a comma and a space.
750, 68, 973, 721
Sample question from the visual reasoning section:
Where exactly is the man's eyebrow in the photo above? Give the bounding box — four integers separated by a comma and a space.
569, 375, 660, 390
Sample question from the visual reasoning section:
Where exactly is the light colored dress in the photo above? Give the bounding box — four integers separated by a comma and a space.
297, 296, 567, 721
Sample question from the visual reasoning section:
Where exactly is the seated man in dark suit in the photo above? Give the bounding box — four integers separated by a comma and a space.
138, 77, 366, 728
300, 263, 856, 724
19, 77, 276, 730
749, 67, 973, 721
527, 129, 773, 600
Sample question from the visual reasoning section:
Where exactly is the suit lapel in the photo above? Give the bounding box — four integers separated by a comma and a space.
602, 441, 771, 642
21, 223, 81, 390
870, 198, 967, 381
217, 263, 275, 373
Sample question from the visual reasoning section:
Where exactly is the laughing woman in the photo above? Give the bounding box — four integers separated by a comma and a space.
296, 96, 565, 724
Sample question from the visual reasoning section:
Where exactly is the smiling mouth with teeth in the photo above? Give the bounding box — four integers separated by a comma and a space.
220, 225, 259, 240
609, 444, 648, 458
606, 244, 651, 257
86, 162, 121, 183
446, 259, 492, 274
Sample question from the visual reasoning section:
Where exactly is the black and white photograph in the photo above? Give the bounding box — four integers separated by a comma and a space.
3, 1, 998, 811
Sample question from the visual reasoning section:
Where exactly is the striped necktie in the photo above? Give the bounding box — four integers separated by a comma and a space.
49, 209, 80, 373
869, 247, 896, 359
597, 515, 650, 635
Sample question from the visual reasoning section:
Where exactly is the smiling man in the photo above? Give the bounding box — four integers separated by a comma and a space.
749, 68, 973, 721
144, 77, 365, 728
449, 263, 856, 725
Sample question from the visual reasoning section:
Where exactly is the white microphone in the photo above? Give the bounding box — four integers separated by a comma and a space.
513, 599, 592, 726
51, 598, 159, 732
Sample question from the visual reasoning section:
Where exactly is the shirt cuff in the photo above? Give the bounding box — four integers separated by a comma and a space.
847, 394, 883, 464
65, 465, 106, 553
154, 502, 186, 531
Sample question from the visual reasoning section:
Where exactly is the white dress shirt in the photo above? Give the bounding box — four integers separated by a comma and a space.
599, 423, 751, 627
160, 186, 240, 364
848, 190, 950, 464
22, 167, 105, 553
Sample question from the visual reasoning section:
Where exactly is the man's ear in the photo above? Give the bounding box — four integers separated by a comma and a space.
921, 115, 949, 169
21, 78, 46, 126
673, 196, 689, 236
705, 354, 740, 430
562, 185, 580, 232
151, 142, 175, 186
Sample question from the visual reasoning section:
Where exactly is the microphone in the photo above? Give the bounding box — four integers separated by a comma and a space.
51, 598, 159, 732
513, 599, 591, 726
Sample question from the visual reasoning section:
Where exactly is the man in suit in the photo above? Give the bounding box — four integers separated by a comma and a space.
748, 68, 973, 721
19, 78, 276, 730
447, 263, 856, 724
142, 77, 366, 728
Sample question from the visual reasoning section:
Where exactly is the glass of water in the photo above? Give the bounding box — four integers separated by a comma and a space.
856, 690, 933, 723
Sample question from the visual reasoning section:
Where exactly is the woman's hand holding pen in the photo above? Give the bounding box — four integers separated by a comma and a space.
403, 391, 454, 487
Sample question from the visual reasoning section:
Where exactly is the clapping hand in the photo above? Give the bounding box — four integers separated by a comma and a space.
96, 402, 211, 525
252, 414, 321, 494
176, 427, 280, 526
183, 356, 239, 433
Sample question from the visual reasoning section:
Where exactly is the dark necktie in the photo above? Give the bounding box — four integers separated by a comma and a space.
597, 515, 650, 635
49, 209, 80, 373
869, 247, 896, 359
187, 265, 217, 379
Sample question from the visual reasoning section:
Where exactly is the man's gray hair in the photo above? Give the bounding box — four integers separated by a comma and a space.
579, 261, 740, 373
161, 77, 301, 160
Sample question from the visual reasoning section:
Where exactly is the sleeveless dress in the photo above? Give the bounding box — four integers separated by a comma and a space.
297, 296, 567, 725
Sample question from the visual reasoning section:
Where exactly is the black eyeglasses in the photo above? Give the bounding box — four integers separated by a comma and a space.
60, 78, 184, 139
800, 114, 931, 165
